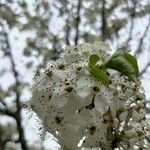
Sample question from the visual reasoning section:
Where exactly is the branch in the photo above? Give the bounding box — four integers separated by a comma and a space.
140, 61, 150, 76
101, 0, 108, 41
125, 0, 137, 44
0, 23, 28, 150
134, 16, 150, 57
64, 5, 71, 46
0, 100, 8, 108
74, 0, 82, 46
0, 108, 16, 118
65, 15, 71, 46
119, 0, 138, 52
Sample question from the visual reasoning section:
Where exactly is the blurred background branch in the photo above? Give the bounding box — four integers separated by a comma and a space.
0, 22, 28, 150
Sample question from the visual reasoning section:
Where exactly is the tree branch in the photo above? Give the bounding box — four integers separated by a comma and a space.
101, 0, 108, 41
74, 0, 82, 46
125, 0, 137, 44
0, 99, 8, 108
65, 15, 71, 46
0, 108, 16, 118
140, 61, 150, 76
0, 23, 28, 150
134, 16, 150, 57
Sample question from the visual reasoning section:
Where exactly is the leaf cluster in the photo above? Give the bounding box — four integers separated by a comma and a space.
89, 51, 139, 85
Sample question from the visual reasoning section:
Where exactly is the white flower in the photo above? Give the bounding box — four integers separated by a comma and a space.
29, 41, 149, 149
43, 94, 81, 133
78, 108, 108, 148
50, 84, 75, 108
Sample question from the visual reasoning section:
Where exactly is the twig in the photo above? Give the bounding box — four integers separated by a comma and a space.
134, 16, 150, 57
65, 16, 71, 46
119, 0, 137, 52
101, 0, 108, 41
64, 5, 71, 46
140, 61, 150, 76
74, 0, 82, 46
125, 0, 137, 44
0, 100, 8, 108
0, 108, 16, 118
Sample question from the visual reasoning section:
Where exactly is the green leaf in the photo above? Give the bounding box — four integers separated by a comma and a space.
124, 52, 139, 77
89, 54, 100, 66
89, 66, 110, 85
104, 51, 139, 81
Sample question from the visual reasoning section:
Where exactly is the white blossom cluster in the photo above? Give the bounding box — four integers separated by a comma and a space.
30, 42, 150, 150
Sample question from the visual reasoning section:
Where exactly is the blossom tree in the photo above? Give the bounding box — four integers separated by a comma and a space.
29, 41, 150, 150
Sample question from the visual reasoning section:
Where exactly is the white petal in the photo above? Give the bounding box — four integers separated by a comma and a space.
94, 94, 111, 114
51, 91, 68, 108
90, 108, 103, 124
78, 109, 91, 125
110, 96, 123, 114
62, 94, 80, 117
78, 94, 93, 108
76, 76, 93, 98
59, 128, 81, 150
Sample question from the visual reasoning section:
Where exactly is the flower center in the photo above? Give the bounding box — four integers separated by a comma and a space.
58, 64, 65, 70
76, 66, 82, 71
88, 125, 96, 135
65, 86, 73, 93
55, 116, 64, 124
44, 69, 52, 77
92, 86, 100, 92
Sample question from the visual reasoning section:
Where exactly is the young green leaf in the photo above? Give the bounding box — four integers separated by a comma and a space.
104, 51, 139, 81
89, 66, 110, 85
124, 52, 139, 77
89, 54, 100, 66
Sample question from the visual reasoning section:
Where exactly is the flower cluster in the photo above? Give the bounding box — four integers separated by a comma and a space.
29, 42, 150, 150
